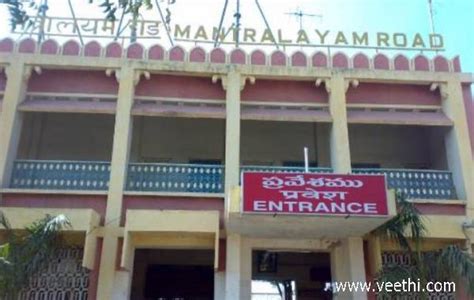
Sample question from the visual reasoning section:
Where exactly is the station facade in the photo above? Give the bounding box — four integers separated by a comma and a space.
0, 38, 473, 299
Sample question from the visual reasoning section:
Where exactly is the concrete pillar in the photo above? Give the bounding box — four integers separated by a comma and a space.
0, 61, 31, 188
367, 234, 382, 276
113, 270, 134, 299
97, 236, 120, 299
106, 67, 136, 225
97, 66, 136, 299
223, 71, 242, 198
221, 71, 254, 299
225, 234, 242, 300
331, 237, 368, 300
214, 271, 226, 299
225, 234, 252, 300
441, 81, 474, 217
326, 75, 352, 173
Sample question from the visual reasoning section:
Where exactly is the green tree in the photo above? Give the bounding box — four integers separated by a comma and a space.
373, 192, 474, 298
1, 0, 153, 30
0, 211, 71, 299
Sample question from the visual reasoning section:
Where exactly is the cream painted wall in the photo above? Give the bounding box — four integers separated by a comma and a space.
0, 95, 3, 125
17, 112, 115, 161
0, 98, 2, 126
349, 124, 448, 169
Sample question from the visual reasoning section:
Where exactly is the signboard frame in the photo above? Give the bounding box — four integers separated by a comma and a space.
240, 171, 390, 218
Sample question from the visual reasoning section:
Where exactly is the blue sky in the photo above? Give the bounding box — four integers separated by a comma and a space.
333, 0, 472, 72
0, 0, 473, 72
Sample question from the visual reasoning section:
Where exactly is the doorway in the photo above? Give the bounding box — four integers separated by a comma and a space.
251, 251, 332, 300
131, 249, 214, 300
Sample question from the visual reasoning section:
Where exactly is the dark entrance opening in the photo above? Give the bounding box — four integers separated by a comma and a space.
131, 249, 214, 300
252, 251, 332, 300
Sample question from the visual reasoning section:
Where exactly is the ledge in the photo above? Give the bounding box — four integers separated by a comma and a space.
123, 191, 224, 198
1, 53, 472, 85
408, 199, 466, 205
0, 189, 225, 198
0, 188, 108, 196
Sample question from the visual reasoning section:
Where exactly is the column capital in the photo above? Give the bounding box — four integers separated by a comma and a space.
5, 64, 40, 81
439, 82, 450, 100
212, 74, 255, 91
315, 77, 330, 93
344, 79, 359, 92
106, 68, 150, 85
315, 77, 358, 93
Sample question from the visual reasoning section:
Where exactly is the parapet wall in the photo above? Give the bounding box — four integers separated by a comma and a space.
0, 38, 462, 73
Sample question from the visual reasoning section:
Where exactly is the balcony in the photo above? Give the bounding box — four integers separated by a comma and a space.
8, 160, 457, 200
126, 163, 224, 193
352, 168, 457, 200
7, 161, 331, 194
10, 160, 110, 191
9, 160, 225, 193
125, 164, 334, 194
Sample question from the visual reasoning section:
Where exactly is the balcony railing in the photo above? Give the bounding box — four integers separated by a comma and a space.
10, 160, 110, 190
352, 168, 457, 200
126, 163, 224, 193
9, 161, 457, 200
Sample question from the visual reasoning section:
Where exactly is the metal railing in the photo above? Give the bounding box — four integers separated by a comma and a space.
9, 160, 457, 200
10, 160, 110, 190
352, 168, 457, 200
126, 163, 224, 193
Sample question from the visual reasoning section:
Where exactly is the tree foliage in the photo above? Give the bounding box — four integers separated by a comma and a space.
1, 0, 34, 30
1, 0, 155, 30
374, 192, 474, 298
96, 0, 153, 21
0, 211, 71, 299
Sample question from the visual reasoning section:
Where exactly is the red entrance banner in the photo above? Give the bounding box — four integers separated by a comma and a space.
242, 172, 388, 216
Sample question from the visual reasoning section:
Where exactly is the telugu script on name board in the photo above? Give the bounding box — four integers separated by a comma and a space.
242, 172, 389, 216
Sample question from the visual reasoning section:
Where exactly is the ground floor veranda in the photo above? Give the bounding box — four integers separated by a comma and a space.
1, 201, 471, 300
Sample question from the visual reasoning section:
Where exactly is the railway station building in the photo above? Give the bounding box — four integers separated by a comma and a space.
0, 38, 473, 299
